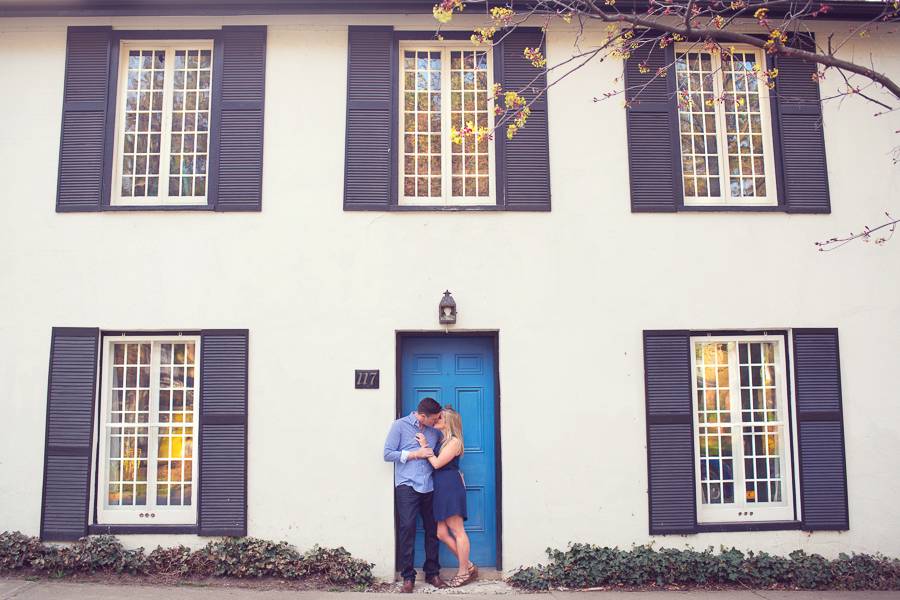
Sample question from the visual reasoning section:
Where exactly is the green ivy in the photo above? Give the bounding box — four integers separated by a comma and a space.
507, 543, 900, 591
0, 531, 373, 586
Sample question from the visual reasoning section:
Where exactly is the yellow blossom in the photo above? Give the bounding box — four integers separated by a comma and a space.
471, 26, 497, 45
433, 6, 453, 23
490, 6, 514, 24
523, 47, 547, 68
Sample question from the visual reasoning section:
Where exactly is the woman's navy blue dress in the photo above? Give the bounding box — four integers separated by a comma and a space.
432, 449, 467, 522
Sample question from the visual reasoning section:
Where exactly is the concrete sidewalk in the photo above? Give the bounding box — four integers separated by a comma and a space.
2, 578, 899, 600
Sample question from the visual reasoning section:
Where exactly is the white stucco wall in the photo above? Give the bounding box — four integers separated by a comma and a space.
1, 13, 898, 580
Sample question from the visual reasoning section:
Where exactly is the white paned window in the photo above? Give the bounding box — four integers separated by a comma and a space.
691, 335, 795, 523
112, 42, 213, 206
97, 336, 199, 525
675, 45, 777, 206
399, 44, 496, 206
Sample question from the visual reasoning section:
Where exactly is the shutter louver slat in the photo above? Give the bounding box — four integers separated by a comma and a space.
214, 26, 266, 212
500, 29, 550, 211
344, 26, 394, 211
793, 328, 849, 531
625, 41, 680, 212
773, 36, 830, 214
643, 330, 697, 534
199, 330, 249, 537
40, 328, 99, 541
56, 27, 112, 212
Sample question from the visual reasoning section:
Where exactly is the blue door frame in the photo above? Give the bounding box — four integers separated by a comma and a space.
395, 332, 502, 570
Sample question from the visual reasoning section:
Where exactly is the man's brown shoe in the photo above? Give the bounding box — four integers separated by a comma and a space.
425, 574, 448, 588
400, 579, 414, 593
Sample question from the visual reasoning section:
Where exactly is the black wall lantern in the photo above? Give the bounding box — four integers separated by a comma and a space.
439, 290, 457, 325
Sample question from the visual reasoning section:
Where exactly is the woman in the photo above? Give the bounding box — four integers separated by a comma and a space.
415, 406, 478, 587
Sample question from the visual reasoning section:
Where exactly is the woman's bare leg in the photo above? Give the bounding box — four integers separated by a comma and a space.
436, 520, 459, 556
445, 515, 470, 578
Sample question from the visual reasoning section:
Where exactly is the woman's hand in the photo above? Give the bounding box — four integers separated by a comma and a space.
415, 433, 429, 448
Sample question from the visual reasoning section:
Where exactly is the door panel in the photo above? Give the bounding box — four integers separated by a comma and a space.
400, 335, 497, 567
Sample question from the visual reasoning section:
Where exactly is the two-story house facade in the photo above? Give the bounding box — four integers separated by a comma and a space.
1, 0, 898, 580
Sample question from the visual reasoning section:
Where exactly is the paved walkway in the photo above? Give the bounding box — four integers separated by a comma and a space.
1, 578, 898, 599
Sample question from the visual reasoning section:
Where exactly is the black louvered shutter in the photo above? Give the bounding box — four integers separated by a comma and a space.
56, 27, 112, 212
199, 329, 249, 536
771, 37, 830, 213
344, 26, 394, 211
793, 328, 849, 530
498, 28, 551, 211
625, 41, 680, 212
212, 26, 267, 212
40, 328, 99, 540
643, 330, 697, 534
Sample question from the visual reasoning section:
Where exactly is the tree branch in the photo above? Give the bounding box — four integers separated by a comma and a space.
815, 214, 900, 250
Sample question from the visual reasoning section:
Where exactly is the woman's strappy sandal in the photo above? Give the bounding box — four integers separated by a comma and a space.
448, 563, 478, 588
468, 562, 479, 579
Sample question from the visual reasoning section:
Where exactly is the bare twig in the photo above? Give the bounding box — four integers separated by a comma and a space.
816, 213, 900, 250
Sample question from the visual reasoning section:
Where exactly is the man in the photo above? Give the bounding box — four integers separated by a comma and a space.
383, 397, 448, 592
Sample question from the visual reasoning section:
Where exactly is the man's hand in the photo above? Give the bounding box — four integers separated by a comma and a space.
410, 447, 434, 459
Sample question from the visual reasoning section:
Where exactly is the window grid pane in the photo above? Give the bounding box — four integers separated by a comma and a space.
168, 49, 212, 198
723, 53, 767, 198
676, 52, 721, 199
738, 342, 783, 503
157, 342, 197, 507
450, 50, 490, 198
108, 343, 151, 506
120, 50, 165, 198
694, 342, 734, 505
402, 50, 442, 198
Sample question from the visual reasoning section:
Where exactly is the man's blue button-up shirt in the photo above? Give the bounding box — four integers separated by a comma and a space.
383, 412, 442, 493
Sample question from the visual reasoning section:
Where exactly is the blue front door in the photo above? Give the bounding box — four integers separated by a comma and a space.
400, 335, 497, 568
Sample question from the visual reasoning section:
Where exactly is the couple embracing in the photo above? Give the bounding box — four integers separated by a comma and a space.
383, 398, 478, 592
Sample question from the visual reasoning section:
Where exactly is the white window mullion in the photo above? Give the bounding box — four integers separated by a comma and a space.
756, 49, 780, 205
774, 342, 793, 505
711, 51, 731, 204
486, 50, 497, 202
158, 48, 175, 205
189, 339, 199, 504
440, 48, 452, 206
727, 341, 746, 513
147, 342, 161, 512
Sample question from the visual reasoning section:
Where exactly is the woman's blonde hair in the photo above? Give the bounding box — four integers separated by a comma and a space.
440, 405, 464, 457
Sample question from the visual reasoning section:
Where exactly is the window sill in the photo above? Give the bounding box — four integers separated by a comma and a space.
88, 524, 198, 535
391, 205, 503, 212
679, 205, 785, 213
102, 204, 213, 212
695, 521, 801, 533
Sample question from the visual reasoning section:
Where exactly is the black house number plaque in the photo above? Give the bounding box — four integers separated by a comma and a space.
355, 370, 380, 389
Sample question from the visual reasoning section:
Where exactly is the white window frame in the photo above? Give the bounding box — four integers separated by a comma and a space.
397, 42, 497, 207
110, 40, 214, 207
690, 334, 795, 524
96, 335, 200, 525
675, 44, 779, 207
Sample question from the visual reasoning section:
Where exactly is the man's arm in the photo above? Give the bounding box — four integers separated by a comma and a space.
384, 421, 429, 463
